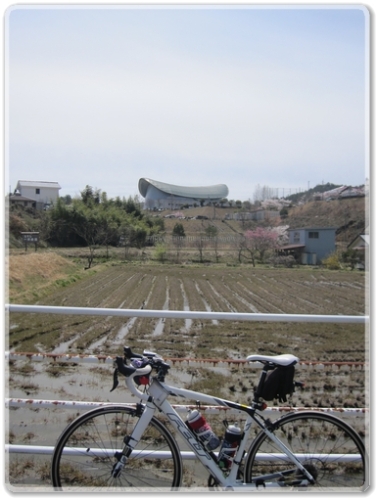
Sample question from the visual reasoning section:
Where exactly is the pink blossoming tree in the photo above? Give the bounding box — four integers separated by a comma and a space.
239, 227, 279, 266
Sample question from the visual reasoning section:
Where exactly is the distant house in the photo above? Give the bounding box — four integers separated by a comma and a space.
349, 234, 369, 252
348, 229, 369, 270
279, 227, 336, 265
14, 180, 61, 209
314, 185, 365, 201
9, 193, 36, 209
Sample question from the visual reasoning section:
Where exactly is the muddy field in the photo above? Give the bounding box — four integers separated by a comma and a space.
5, 261, 369, 491
8, 263, 367, 359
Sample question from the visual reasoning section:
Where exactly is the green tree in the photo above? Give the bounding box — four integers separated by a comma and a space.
172, 223, 185, 237
119, 225, 131, 259
16, 185, 165, 260
205, 225, 220, 262
342, 249, 360, 270
72, 205, 106, 268
124, 195, 142, 216
48, 197, 82, 246
154, 243, 167, 263
172, 223, 186, 263
60, 194, 72, 205
194, 232, 207, 263
80, 185, 101, 206
280, 207, 289, 218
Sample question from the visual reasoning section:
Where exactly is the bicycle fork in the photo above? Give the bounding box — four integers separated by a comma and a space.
111, 401, 156, 478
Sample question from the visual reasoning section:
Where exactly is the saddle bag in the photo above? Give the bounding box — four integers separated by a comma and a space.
261, 365, 296, 403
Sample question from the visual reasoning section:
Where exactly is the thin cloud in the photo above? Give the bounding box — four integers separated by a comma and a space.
6, 5, 369, 200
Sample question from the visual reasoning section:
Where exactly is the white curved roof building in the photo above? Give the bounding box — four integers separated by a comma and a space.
139, 178, 229, 210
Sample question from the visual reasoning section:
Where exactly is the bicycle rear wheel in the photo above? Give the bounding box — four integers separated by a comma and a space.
51, 405, 182, 491
244, 411, 367, 491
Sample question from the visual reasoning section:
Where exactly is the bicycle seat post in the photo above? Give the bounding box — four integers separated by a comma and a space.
253, 364, 272, 403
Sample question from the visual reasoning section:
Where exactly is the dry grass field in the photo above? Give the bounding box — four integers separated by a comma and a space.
5, 251, 369, 490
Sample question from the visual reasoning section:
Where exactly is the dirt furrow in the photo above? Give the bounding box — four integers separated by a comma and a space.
289, 278, 365, 315
242, 274, 296, 313
8, 265, 367, 359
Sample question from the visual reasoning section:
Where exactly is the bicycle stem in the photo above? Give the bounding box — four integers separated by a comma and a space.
125, 371, 152, 400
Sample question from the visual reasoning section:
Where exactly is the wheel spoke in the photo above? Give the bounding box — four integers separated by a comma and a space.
51, 406, 182, 490
245, 412, 366, 490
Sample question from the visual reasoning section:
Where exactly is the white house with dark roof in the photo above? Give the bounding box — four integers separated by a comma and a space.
14, 180, 61, 209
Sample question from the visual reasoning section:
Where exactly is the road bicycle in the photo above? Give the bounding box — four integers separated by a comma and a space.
51, 346, 367, 491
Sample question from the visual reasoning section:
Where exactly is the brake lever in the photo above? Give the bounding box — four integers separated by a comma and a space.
110, 367, 119, 392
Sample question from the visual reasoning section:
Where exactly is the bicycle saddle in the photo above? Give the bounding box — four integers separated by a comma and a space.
246, 354, 299, 366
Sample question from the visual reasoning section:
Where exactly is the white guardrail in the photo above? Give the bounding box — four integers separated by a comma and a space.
5, 303, 369, 323
5, 304, 369, 458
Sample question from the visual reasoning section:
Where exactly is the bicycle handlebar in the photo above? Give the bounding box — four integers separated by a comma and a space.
110, 346, 170, 393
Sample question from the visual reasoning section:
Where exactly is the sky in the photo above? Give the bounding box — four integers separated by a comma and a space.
4, 3, 370, 202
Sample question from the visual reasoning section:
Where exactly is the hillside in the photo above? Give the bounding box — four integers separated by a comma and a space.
7, 195, 367, 253
156, 196, 367, 250
281, 197, 367, 249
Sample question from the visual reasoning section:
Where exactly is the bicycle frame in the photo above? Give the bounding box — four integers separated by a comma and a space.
123, 374, 314, 489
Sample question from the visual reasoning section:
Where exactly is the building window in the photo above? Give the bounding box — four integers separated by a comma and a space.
293, 232, 300, 243
36, 188, 40, 194
308, 231, 319, 239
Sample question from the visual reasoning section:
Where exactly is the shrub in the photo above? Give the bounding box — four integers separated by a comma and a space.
154, 244, 167, 263
323, 252, 341, 270
269, 255, 296, 268
280, 207, 289, 218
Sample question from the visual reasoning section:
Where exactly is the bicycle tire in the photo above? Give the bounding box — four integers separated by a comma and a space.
51, 405, 182, 491
244, 411, 367, 490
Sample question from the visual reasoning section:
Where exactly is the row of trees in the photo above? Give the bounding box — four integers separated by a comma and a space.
160, 222, 286, 266
9, 185, 290, 268
10, 186, 165, 268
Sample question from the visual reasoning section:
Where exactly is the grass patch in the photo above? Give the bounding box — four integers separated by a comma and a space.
186, 368, 233, 399
45, 362, 77, 377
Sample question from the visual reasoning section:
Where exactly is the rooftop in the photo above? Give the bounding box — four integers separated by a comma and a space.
139, 178, 228, 200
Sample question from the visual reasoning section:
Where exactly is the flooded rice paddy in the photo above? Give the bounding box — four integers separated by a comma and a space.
7, 264, 367, 360
6, 263, 369, 490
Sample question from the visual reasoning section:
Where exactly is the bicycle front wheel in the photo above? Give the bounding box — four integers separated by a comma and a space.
51, 405, 182, 491
244, 411, 367, 491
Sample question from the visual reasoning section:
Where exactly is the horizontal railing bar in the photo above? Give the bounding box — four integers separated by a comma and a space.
5, 444, 362, 464
5, 398, 367, 416
5, 445, 196, 460
6, 304, 368, 323
250, 453, 362, 463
